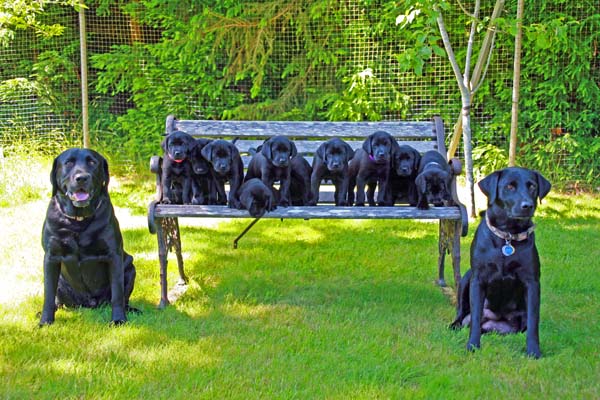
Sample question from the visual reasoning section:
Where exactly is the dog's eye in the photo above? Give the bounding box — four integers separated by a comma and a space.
87, 159, 97, 166
506, 183, 516, 191
527, 182, 537, 192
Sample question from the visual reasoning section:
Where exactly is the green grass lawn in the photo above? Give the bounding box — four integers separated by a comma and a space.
1, 155, 599, 399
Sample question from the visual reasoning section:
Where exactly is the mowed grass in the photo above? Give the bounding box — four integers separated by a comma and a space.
1, 154, 599, 398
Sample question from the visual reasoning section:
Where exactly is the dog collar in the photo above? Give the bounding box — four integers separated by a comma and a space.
485, 213, 535, 257
59, 199, 103, 221
424, 161, 442, 169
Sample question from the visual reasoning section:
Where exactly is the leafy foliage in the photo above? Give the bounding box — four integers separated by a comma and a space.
0, 0, 598, 187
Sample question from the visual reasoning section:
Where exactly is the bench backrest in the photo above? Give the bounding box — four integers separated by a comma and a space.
166, 115, 448, 170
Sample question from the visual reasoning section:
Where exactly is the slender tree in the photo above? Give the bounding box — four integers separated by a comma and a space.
398, 0, 505, 217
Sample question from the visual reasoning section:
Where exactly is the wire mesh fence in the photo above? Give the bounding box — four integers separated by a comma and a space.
0, 1, 598, 187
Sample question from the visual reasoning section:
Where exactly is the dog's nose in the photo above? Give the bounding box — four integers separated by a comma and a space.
74, 173, 90, 184
521, 200, 534, 210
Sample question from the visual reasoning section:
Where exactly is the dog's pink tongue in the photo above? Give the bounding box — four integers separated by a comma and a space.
74, 191, 90, 201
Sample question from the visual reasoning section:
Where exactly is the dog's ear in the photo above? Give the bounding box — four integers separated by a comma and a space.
363, 134, 374, 155
200, 141, 214, 162
50, 156, 60, 196
443, 172, 452, 201
343, 142, 354, 162
415, 173, 426, 195
101, 154, 110, 191
230, 143, 241, 163
316, 142, 327, 160
289, 140, 298, 158
161, 136, 169, 153
535, 171, 552, 201
412, 149, 421, 171
261, 138, 273, 160
478, 170, 501, 205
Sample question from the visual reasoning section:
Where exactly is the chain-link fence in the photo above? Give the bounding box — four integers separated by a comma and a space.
1, 1, 598, 187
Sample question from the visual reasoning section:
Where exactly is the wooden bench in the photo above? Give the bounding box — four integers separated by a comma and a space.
147, 115, 468, 308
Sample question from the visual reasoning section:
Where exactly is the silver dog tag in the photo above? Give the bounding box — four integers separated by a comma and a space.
502, 241, 515, 257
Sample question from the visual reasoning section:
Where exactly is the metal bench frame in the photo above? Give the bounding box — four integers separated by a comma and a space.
147, 115, 468, 308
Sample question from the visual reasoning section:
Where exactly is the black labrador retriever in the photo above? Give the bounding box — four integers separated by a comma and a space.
450, 167, 551, 358
414, 150, 453, 210
348, 131, 395, 206
189, 138, 219, 205
309, 138, 355, 206
237, 178, 276, 217
201, 139, 244, 208
245, 136, 297, 207
388, 144, 421, 205
290, 155, 313, 206
39, 148, 137, 326
161, 130, 194, 204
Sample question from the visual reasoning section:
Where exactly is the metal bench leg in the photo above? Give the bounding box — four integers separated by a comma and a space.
451, 220, 462, 291
437, 220, 448, 287
172, 218, 187, 284
156, 219, 170, 309
233, 217, 261, 249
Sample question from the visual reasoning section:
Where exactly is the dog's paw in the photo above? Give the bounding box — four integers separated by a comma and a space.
127, 305, 142, 315
466, 340, 481, 352
448, 320, 463, 330
526, 344, 541, 359
38, 319, 54, 327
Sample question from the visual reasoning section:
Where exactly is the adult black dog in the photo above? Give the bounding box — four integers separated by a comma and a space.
348, 131, 395, 206
309, 138, 355, 206
414, 150, 452, 210
39, 148, 137, 326
189, 138, 219, 205
245, 136, 297, 207
161, 130, 194, 204
450, 167, 551, 358
201, 139, 244, 208
388, 144, 421, 205
237, 178, 276, 217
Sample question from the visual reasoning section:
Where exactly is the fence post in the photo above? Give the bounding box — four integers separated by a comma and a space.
79, 1, 90, 148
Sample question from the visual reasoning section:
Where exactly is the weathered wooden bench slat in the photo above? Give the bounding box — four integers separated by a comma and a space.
172, 119, 437, 139
154, 204, 462, 219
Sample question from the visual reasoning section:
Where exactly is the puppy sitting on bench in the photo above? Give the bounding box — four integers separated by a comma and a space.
161, 130, 195, 204
237, 178, 276, 217
415, 150, 452, 210
450, 167, 551, 358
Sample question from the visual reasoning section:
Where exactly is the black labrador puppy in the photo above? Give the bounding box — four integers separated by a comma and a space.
309, 138, 355, 206
200, 139, 244, 208
161, 130, 194, 204
245, 136, 297, 207
388, 144, 421, 205
290, 155, 313, 206
237, 178, 276, 218
348, 131, 395, 206
414, 150, 452, 210
450, 167, 551, 358
39, 148, 137, 326
189, 138, 219, 205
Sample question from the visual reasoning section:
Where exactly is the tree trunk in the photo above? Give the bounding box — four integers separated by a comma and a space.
509, 0, 525, 166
